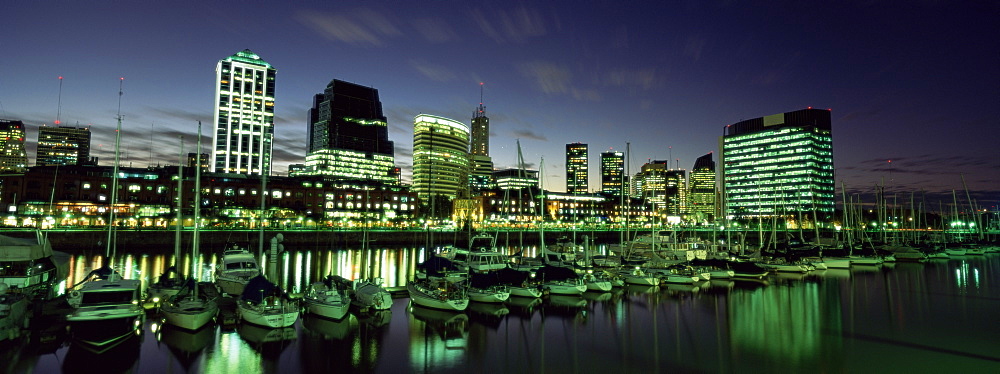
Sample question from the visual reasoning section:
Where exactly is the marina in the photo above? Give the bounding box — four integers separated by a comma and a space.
1, 241, 998, 373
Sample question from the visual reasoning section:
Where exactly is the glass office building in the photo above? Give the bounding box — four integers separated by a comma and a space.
212, 49, 276, 176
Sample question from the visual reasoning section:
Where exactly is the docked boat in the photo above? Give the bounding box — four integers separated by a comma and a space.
304, 276, 351, 320
159, 283, 219, 331
406, 278, 469, 311
237, 275, 299, 328
541, 236, 583, 267
0, 282, 29, 342
535, 265, 586, 295
215, 245, 262, 296
621, 267, 660, 286
467, 272, 510, 303
491, 268, 543, 298
0, 231, 69, 301
582, 271, 613, 292
351, 277, 393, 311
440, 234, 510, 273
65, 267, 145, 351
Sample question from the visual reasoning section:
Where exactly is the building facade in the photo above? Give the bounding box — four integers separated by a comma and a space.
412, 115, 470, 201
35, 125, 91, 166
632, 161, 687, 216
0, 120, 28, 173
303, 79, 397, 185
212, 49, 276, 176
566, 143, 588, 194
720, 108, 835, 220
688, 152, 716, 219
600, 150, 625, 196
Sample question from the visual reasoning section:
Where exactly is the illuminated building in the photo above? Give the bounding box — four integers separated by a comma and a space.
0, 119, 27, 173
303, 79, 397, 185
35, 125, 90, 166
720, 108, 834, 219
566, 143, 588, 194
469, 90, 494, 191
412, 115, 470, 201
632, 161, 687, 215
494, 168, 538, 190
212, 49, 276, 176
600, 150, 625, 196
187, 153, 210, 169
688, 152, 716, 219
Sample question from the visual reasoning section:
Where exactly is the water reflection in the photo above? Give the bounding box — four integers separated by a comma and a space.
7, 248, 1000, 373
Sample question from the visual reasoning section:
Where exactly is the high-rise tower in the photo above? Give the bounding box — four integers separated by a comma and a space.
0, 119, 27, 173
303, 79, 396, 184
35, 125, 91, 166
720, 108, 834, 219
566, 143, 588, 194
688, 152, 716, 218
212, 49, 276, 176
469, 83, 494, 190
600, 150, 624, 196
413, 115, 470, 201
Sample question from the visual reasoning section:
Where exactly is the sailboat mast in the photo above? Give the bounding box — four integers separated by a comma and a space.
175, 136, 184, 274
106, 77, 124, 263
193, 122, 203, 292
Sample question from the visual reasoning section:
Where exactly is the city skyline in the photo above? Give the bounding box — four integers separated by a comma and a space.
1, 2, 996, 208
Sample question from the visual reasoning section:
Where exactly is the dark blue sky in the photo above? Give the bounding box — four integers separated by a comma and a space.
2, 1, 997, 209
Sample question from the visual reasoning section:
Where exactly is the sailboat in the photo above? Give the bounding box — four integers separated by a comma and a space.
160, 124, 219, 331
66, 81, 145, 351
349, 189, 393, 311
304, 275, 352, 320
148, 138, 190, 307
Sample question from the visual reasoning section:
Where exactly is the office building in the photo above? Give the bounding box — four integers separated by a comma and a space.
469, 91, 494, 191
212, 49, 276, 176
412, 115, 470, 201
566, 143, 588, 194
688, 152, 716, 219
0, 120, 27, 173
303, 79, 397, 185
601, 150, 625, 196
35, 125, 91, 166
494, 168, 538, 190
720, 108, 835, 219
632, 160, 687, 215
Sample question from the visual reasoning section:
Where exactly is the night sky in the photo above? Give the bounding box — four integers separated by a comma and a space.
3, 1, 997, 210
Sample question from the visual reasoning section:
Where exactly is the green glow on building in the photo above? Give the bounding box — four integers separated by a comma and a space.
721, 109, 835, 219
213, 49, 276, 176
413, 115, 470, 201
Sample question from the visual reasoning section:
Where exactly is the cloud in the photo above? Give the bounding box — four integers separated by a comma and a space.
604, 68, 658, 90
295, 9, 400, 46
411, 18, 458, 43
683, 36, 706, 62
410, 60, 458, 82
470, 6, 547, 43
518, 61, 571, 94
511, 129, 547, 142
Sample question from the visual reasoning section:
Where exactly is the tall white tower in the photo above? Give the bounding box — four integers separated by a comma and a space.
213, 49, 276, 175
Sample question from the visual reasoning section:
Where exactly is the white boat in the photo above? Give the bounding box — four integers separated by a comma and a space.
467, 285, 510, 303
0, 231, 69, 301
927, 251, 949, 259
406, 278, 469, 311
65, 268, 145, 351
440, 234, 510, 273
583, 272, 613, 292
661, 274, 700, 284
0, 283, 30, 342
944, 248, 966, 256
237, 275, 300, 328
621, 267, 660, 286
536, 265, 586, 295
848, 256, 883, 266
351, 277, 393, 311
215, 246, 261, 296
508, 285, 544, 298
707, 269, 736, 279
304, 277, 351, 320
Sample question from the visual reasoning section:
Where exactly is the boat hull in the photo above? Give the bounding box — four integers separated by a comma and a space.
406, 282, 469, 311
305, 298, 350, 320
160, 299, 218, 331
238, 300, 300, 328
508, 286, 543, 298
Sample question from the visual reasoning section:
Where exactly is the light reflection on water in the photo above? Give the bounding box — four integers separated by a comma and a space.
7, 251, 1000, 373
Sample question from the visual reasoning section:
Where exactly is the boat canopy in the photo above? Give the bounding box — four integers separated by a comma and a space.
0, 233, 54, 262
241, 275, 282, 303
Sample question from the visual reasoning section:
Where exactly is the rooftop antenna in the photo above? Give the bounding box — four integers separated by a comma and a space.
56, 76, 64, 125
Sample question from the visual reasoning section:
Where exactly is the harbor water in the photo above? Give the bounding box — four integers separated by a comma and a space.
3, 246, 998, 373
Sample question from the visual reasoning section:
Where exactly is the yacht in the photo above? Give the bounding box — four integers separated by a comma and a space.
66, 267, 144, 351
215, 245, 261, 296
407, 278, 469, 311
304, 276, 352, 320
237, 275, 299, 328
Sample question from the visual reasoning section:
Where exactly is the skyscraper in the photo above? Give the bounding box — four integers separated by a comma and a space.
412, 115, 470, 201
600, 150, 625, 196
632, 160, 686, 215
566, 143, 588, 194
0, 119, 27, 173
688, 152, 716, 219
212, 49, 276, 176
35, 125, 91, 166
303, 79, 396, 185
469, 86, 494, 191
720, 108, 834, 219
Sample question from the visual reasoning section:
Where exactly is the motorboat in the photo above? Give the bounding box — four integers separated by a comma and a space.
351, 277, 393, 311
65, 267, 145, 352
0, 231, 69, 301
0, 282, 29, 342
214, 246, 261, 296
